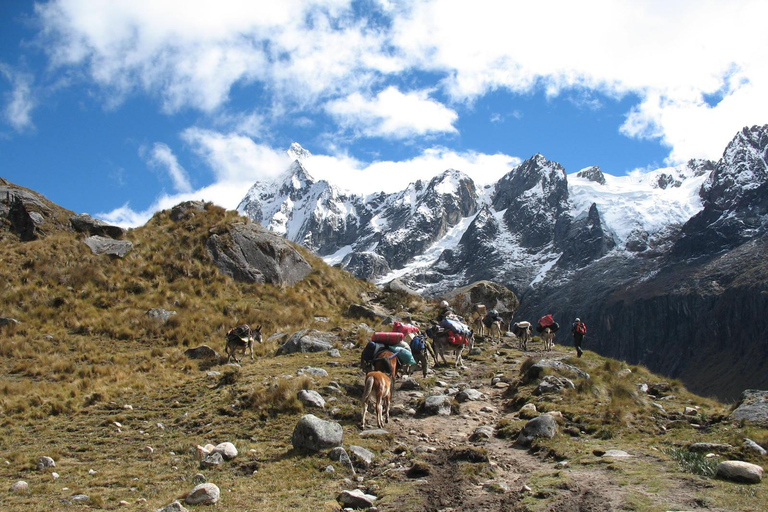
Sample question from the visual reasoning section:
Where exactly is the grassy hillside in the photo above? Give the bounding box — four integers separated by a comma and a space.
0, 203, 766, 511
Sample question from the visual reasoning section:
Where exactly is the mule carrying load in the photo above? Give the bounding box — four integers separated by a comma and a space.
536, 314, 559, 333
432, 313, 473, 346
361, 327, 418, 371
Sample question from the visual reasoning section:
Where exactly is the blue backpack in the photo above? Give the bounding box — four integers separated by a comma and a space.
410, 334, 426, 354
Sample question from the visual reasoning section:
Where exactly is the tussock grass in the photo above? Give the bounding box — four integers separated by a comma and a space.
663, 447, 718, 477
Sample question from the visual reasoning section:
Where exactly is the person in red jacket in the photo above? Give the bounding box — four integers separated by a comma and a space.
571, 318, 587, 357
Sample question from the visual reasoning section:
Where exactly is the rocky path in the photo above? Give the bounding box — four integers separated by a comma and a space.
358, 340, 727, 512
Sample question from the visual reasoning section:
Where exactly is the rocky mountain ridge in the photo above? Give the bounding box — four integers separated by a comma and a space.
238, 125, 768, 399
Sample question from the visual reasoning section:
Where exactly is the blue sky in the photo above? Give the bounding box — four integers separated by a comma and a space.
1, 1, 767, 227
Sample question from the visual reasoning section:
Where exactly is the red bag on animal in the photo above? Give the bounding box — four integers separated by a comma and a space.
391, 321, 419, 335
371, 332, 405, 345
447, 331, 467, 346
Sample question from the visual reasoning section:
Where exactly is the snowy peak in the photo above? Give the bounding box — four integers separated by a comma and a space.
577, 166, 606, 185
287, 142, 312, 161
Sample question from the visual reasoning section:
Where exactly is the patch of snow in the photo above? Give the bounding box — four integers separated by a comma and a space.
324, 244, 355, 266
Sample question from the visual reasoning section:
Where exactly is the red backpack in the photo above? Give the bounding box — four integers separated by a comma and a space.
575, 322, 587, 335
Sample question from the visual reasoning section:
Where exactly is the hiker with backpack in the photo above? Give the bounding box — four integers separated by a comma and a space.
571, 318, 587, 357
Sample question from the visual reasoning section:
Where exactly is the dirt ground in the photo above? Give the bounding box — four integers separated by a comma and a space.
363, 339, 734, 512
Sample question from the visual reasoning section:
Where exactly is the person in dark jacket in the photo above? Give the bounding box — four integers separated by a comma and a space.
571, 318, 586, 357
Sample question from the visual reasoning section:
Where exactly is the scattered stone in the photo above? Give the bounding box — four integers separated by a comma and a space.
338, 488, 377, 509
144, 446, 154, 454
517, 414, 557, 447
184, 345, 220, 359
422, 395, 452, 416
298, 389, 326, 409
483, 481, 510, 493
637, 383, 649, 393
684, 407, 699, 416
277, 329, 338, 355
716, 460, 764, 484
292, 414, 343, 452
399, 377, 420, 391
470, 426, 495, 441
524, 359, 590, 381
359, 429, 390, 438
349, 445, 375, 469
37, 456, 56, 470
200, 451, 224, 468
52, 472, 59, 480
10, 481, 28, 493
88, 469, 97, 475
324, 465, 335, 473
329, 447, 355, 474
617, 368, 632, 378
169, 201, 206, 221
534, 375, 575, 395
83, 235, 133, 257
71, 494, 90, 502
119, 501, 130, 507
602, 450, 631, 458
185, 483, 221, 505
469, 347, 482, 356
518, 403, 538, 419
213, 442, 238, 460
688, 443, 732, 453
456, 389, 483, 402
192, 474, 206, 485
297, 366, 329, 377
154, 500, 190, 512
146, 308, 177, 324
730, 390, 768, 427
328, 349, 341, 358
744, 438, 767, 456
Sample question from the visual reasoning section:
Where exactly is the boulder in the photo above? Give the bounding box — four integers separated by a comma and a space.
213, 442, 238, 460
10, 481, 28, 493
83, 235, 133, 257
206, 223, 312, 286
516, 414, 557, 447
154, 500, 189, 512
470, 426, 495, 441
185, 483, 221, 505
184, 345, 220, 359
441, 280, 520, 319
146, 308, 177, 324
70, 213, 125, 239
730, 390, 768, 427
519, 403, 538, 419
200, 451, 224, 468
291, 414, 343, 452
524, 359, 590, 382
277, 330, 338, 355
0, 317, 19, 327
744, 438, 767, 456
456, 389, 483, 402
37, 456, 56, 470
1, 178, 73, 240
337, 489, 377, 509
328, 447, 355, 474
297, 366, 329, 377
422, 395, 452, 416
348, 445, 375, 469
170, 201, 206, 222
347, 303, 391, 322
716, 460, 764, 483
534, 375, 575, 395
297, 390, 326, 409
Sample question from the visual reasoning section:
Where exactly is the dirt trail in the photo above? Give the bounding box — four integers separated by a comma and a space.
366, 339, 724, 512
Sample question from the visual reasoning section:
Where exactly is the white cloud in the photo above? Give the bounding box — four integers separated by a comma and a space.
0, 65, 36, 132
325, 86, 458, 139
147, 142, 193, 193
34, 0, 768, 166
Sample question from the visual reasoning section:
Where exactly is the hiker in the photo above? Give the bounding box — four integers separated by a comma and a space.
571, 318, 587, 357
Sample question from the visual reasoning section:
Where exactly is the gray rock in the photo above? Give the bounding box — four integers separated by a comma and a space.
292, 414, 343, 452
399, 377, 420, 391
185, 483, 221, 505
517, 414, 558, 447
688, 443, 732, 453
0, 317, 19, 327
422, 395, 452, 416
337, 489, 377, 509
146, 308, 177, 324
470, 426, 495, 441
328, 349, 341, 358
716, 460, 764, 483
297, 366, 329, 377
154, 500, 190, 512
277, 329, 338, 355
298, 390, 326, 409
359, 429, 390, 437
730, 390, 768, 427
213, 442, 238, 460
324, 465, 335, 473
70, 213, 125, 239
534, 375, 575, 395
519, 403, 538, 419
200, 451, 224, 468
328, 447, 355, 474
10, 481, 28, 493
37, 456, 56, 470
348, 445, 375, 469
83, 235, 133, 257
524, 359, 590, 381
456, 389, 483, 402
602, 450, 631, 458
192, 474, 206, 485
170, 201, 206, 221
347, 303, 391, 322
744, 438, 767, 456
206, 223, 312, 286
184, 345, 220, 359
71, 494, 90, 502
469, 347, 482, 356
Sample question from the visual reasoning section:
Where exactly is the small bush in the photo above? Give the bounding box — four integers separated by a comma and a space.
663, 447, 718, 477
